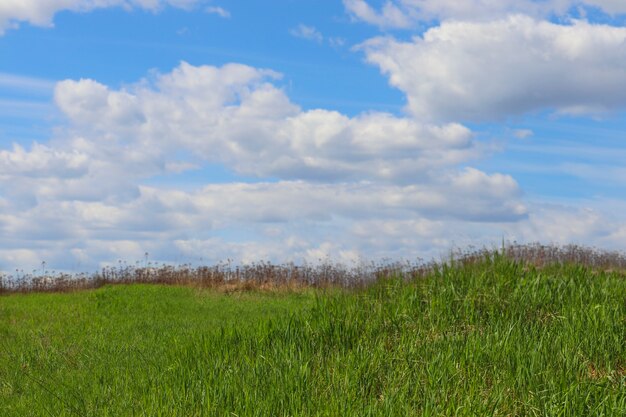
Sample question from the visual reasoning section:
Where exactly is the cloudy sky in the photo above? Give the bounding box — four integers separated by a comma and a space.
1, 0, 626, 273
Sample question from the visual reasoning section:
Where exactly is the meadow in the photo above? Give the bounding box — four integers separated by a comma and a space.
0, 246, 625, 416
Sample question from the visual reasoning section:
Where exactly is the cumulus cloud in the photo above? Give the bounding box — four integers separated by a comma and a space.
0, 62, 531, 271
0, 176, 525, 243
2, 63, 622, 274
344, 0, 626, 28
0, 178, 526, 272
0, 0, 203, 34
361, 16, 626, 122
0, 143, 89, 179
2, 198, 622, 274
1, 0, 625, 274
51, 62, 484, 183
506, 202, 626, 247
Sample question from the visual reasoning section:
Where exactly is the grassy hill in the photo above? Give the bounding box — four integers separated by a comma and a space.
1, 251, 625, 416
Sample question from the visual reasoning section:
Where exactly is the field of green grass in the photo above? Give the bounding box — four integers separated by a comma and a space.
1, 254, 625, 416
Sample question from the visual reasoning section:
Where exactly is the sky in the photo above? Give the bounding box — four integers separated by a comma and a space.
1, 0, 626, 273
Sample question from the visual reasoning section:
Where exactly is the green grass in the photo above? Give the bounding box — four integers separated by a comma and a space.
1, 254, 625, 416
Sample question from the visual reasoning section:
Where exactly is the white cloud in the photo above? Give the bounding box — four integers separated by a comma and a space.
289, 25, 347, 49
0, 143, 89, 179
344, 0, 626, 29
344, 0, 413, 29
290, 24, 324, 43
588, 0, 626, 14
51, 62, 483, 183
205, 6, 229, 18
0, 0, 203, 34
361, 16, 626, 122
0, 175, 527, 271
0, 0, 625, 274
3, 196, 624, 274
2, 62, 623, 274
0, 62, 532, 272
507, 202, 623, 246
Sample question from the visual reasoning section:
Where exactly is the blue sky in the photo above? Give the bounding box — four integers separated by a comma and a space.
1, 0, 626, 273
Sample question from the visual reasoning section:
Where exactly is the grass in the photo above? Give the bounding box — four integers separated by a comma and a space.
1, 251, 625, 416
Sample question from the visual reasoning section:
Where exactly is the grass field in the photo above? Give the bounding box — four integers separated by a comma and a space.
1, 253, 625, 416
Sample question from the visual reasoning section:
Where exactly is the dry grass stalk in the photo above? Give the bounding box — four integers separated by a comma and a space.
1, 243, 624, 295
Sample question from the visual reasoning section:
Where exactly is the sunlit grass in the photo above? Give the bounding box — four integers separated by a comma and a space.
1, 252, 625, 416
